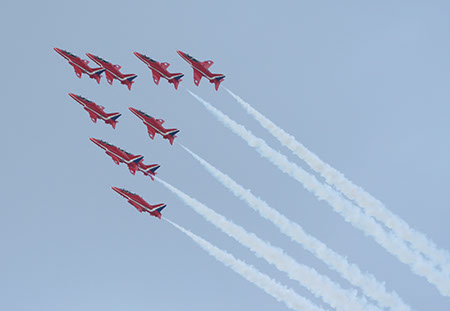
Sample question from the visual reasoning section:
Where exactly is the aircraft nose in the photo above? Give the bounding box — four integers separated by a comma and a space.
53, 48, 63, 55
111, 186, 120, 194
89, 137, 99, 145
176, 50, 183, 56
128, 107, 138, 116
133, 52, 140, 57
68, 93, 76, 99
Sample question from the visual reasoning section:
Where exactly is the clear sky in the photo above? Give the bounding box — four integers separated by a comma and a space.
1, 0, 449, 310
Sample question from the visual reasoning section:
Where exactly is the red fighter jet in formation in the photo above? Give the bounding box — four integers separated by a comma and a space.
86, 53, 137, 90
112, 187, 166, 219
68, 93, 121, 129
177, 51, 225, 90
90, 138, 160, 180
129, 107, 179, 145
54, 48, 106, 83
134, 52, 184, 90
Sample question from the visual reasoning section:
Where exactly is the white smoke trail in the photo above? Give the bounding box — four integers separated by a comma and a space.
157, 178, 380, 311
224, 87, 450, 276
165, 218, 329, 311
186, 89, 450, 297
180, 144, 411, 311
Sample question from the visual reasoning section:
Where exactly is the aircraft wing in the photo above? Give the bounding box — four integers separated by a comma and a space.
106, 151, 121, 165
129, 200, 144, 212
200, 60, 214, 69
73, 66, 83, 78
151, 69, 161, 85
105, 71, 114, 85
160, 62, 170, 70
193, 69, 202, 86
146, 126, 156, 140
86, 110, 98, 123
128, 164, 137, 175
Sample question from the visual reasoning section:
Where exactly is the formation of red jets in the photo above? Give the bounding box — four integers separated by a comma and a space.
54, 48, 225, 91
56, 47, 225, 219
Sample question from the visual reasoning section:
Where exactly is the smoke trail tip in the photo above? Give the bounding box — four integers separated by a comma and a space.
179, 143, 191, 153
186, 88, 196, 96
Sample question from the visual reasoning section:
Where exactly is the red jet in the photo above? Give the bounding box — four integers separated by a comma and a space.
112, 187, 166, 219
129, 107, 179, 145
177, 51, 225, 90
133, 52, 184, 90
86, 53, 137, 90
68, 93, 121, 129
90, 138, 144, 175
54, 48, 105, 83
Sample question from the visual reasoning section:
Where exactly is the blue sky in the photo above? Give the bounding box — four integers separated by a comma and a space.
1, 1, 449, 310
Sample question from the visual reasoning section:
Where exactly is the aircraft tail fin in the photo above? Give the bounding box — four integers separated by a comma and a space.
132, 155, 144, 164
121, 74, 138, 90
106, 112, 121, 121
166, 129, 180, 137
105, 113, 121, 129
122, 73, 137, 82
169, 73, 184, 90
156, 204, 166, 213
92, 68, 106, 84
164, 129, 179, 145
211, 74, 225, 91
141, 164, 160, 174
150, 203, 166, 219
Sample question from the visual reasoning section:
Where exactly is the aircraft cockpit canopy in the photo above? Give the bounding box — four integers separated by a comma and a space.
63, 50, 77, 57
94, 55, 110, 63
142, 54, 156, 63
121, 188, 137, 196
77, 95, 93, 103
186, 53, 199, 63
137, 109, 152, 119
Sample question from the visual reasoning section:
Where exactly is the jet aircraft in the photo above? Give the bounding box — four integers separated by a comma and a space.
68, 93, 121, 129
133, 52, 184, 89
54, 48, 105, 83
86, 53, 137, 90
90, 138, 144, 175
112, 187, 166, 219
176, 50, 225, 90
129, 107, 179, 145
